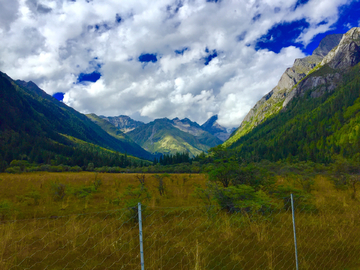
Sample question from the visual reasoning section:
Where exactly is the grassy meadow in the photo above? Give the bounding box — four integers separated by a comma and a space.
0, 172, 360, 269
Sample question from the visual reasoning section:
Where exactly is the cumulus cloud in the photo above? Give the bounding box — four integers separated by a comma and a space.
0, 0, 355, 128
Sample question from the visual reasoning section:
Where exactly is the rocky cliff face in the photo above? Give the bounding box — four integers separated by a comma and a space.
283, 27, 360, 107
225, 29, 360, 146
100, 115, 144, 133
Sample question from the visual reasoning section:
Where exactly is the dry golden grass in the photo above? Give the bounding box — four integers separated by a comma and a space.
0, 172, 359, 269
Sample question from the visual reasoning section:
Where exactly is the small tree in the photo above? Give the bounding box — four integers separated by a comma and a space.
154, 174, 170, 196
207, 161, 238, 187
136, 174, 146, 186
271, 185, 316, 212
120, 184, 152, 222
86, 163, 95, 171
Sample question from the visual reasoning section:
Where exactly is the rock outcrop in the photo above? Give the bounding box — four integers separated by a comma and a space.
283, 27, 360, 107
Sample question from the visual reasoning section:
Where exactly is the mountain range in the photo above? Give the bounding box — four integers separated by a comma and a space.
1, 27, 359, 170
88, 115, 225, 157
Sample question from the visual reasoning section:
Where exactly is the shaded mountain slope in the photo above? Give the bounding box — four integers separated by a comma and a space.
0, 72, 153, 170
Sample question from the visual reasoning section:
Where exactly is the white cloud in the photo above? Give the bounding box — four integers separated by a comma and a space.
0, 0, 353, 128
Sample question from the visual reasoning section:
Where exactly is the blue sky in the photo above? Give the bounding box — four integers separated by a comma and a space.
0, 0, 359, 127
255, 0, 360, 55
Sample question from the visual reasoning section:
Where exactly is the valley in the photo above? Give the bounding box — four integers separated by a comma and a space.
1, 16, 360, 270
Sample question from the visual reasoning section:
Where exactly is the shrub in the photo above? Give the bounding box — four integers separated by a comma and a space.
51, 182, 67, 201
0, 200, 15, 220
71, 185, 96, 199
70, 166, 82, 172
272, 185, 316, 213
26, 189, 41, 205
5, 166, 22, 174
213, 185, 276, 214
86, 163, 95, 171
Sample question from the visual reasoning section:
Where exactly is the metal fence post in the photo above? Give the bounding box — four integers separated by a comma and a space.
138, 202, 145, 270
291, 193, 299, 270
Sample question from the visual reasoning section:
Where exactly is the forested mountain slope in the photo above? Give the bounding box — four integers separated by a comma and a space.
0, 72, 153, 171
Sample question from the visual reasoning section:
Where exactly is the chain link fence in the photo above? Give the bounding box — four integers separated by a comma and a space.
1, 195, 360, 269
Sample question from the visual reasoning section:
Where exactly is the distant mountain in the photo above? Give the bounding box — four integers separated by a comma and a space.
126, 118, 223, 157
225, 27, 360, 163
201, 115, 233, 141
225, 32, 344, 146
86, 114, 153, 159
0, 73, 153, 171
100, 115, 144, 133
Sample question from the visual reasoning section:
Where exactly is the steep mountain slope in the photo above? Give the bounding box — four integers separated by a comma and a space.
100, 115, 144, 133
127, 118, 222, 156
201, 115, 233, 141
0, 73, 153, 168
227, 27, 360, 162
226, 33, 344, 146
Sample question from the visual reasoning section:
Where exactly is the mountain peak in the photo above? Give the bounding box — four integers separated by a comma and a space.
201, 115, 232, 141
313, 33, 344, 57
320, 27, 360, 70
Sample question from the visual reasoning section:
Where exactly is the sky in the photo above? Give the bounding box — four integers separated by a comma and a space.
0, 0, 359, 128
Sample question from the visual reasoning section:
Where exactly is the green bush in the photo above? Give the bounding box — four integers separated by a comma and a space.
69, 166, 82, 172
213, 185, 276, 214
272, 185, 317, 213
26, 189, 41, 205
0, 200, 15, 220
5, 166, 22, 174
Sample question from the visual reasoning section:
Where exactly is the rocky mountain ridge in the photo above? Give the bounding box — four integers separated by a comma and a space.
100, 115, 144, 133
226, 28, 360, 146
100, 114, 231, 142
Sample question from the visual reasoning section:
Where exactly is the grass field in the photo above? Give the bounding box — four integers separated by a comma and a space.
0, 172, 360, 269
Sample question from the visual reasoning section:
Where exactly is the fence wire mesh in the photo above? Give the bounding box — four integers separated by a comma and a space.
1, 197, 360, 270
